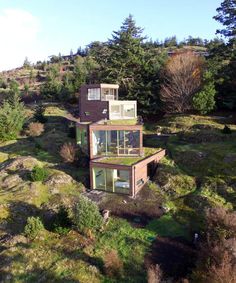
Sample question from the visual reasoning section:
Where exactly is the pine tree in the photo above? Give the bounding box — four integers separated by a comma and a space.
0, 88, 26, 141
213, 0, 236, 38
106, 15, 145, 92
193, 71, 216, 114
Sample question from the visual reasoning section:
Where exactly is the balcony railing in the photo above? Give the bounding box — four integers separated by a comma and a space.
102, 94, 115, 101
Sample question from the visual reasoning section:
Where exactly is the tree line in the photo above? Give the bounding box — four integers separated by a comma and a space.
39, 0, 235, 116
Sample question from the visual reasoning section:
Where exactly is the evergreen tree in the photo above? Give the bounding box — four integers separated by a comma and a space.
40, 65, 62, 100
193, 71, 216, 114
0, 89, 26, 141
61, 71, 75, 100
73, 56, 87, 90
34, 103, 47, 123
101, 15, 167, 115
106, 14, 145, 91
213, 0, 236, 38
213, 0, 236, 109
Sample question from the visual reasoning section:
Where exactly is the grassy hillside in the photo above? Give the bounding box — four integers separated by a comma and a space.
0, 106, 235, 282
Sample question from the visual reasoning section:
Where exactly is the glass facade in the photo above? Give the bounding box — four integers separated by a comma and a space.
101, 88, 118, 101
76, 127, 88, 153
93, 167, 130, 194
109, 102, 136, 119
92, 130, 140, 156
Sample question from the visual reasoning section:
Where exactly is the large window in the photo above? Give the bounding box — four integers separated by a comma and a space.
123, 105, 135, 118
93, 167, 130, 194
110, 105, 121, 118
109, 102, 136, 119
101, 88, 118, 101
92, 130, 140, 156
92, 131, 106, 156
88, 88, 101, 100
76, 127, 88, 153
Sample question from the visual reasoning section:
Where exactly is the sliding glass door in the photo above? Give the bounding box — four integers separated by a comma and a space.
92, 130, 140, 156
93, 167, 130, 194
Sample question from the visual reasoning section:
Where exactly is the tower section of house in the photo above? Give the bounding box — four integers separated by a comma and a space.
79, 84, 137, 122
76, 83, 165, 197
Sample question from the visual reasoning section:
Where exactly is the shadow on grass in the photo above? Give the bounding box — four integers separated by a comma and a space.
0, 266, 80, 283
147, 236, 197, 281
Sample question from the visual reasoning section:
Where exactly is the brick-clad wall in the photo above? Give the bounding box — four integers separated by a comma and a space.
79, 85, 109, 122
89, 149, 165, 196
133, 149, 166, 195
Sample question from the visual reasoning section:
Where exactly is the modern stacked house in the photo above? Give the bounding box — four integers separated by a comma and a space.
76, 83, 165, 197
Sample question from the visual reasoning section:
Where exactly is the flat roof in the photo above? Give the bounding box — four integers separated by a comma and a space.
92, 147, 163, 166
96, 118, 140, 126
100, 83, 119, 89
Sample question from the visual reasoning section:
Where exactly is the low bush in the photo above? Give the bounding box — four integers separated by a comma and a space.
54, 226, 70, 235
68, 123, 76, 138
28, 122, 44, 137
24, 216, 44, 239
222, 125, 232, 134
59, 142, 77, 163
34, 104, 47, 123
191, 207, 236, 282
30, 165, 49, 182
147, 264, 162, 283
104, 249, 123, 278
53, 206, 72, 235
72, 196, 103, 234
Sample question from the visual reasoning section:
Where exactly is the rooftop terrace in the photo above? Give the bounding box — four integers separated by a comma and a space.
93, 147, 162, 166
95, 117, 143, 126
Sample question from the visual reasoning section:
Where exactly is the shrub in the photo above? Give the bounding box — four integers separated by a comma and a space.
54, 226, 70, 235
193, 71, 216, 114
205, 207, 236, 241
191, 207, 236, 282
68, 123, 76, 138
34, 104, 47, 123
222, 125, 232, 134
72, 196, 103, 234
30, 165, 49, 182
24, 216, 44, 239
104, 249, 123, 278
60, 142, 77, 163
0, 93, 26, 141
28, 122, 44, 137
147, 264, 162, 283
53, 206, 72, 235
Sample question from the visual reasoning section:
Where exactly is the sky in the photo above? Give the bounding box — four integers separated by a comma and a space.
0, 0, 223, 71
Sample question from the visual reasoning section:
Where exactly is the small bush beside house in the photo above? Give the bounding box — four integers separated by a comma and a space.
72, 196, 103, 234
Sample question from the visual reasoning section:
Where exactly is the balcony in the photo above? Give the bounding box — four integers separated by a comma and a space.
101, 88, 118, 101
103, 94, 115, 101
108, 100, 137, 120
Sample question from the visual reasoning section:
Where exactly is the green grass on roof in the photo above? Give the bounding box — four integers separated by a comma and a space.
107, 119, 138, 125
98, 147, 162, 166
